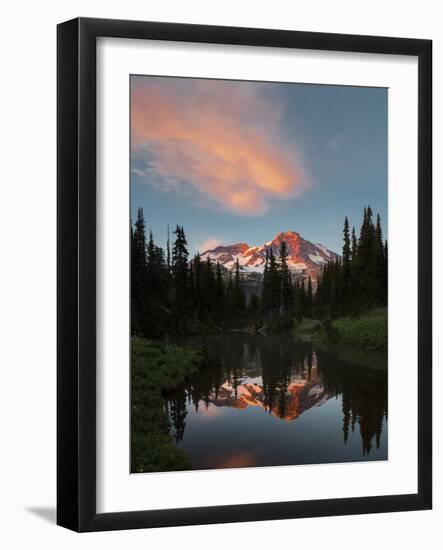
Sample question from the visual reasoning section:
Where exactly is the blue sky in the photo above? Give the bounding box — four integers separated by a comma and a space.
131, 76, 387, 254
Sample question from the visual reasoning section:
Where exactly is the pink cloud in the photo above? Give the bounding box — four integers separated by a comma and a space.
131, 78, 305, 215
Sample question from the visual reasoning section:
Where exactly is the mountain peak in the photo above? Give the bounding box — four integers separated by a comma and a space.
272, 230, 301, 243
201, 231, 340, 279
276, 230, 300, 238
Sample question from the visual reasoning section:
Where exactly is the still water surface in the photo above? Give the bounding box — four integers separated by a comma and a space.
165, 334, 387, 470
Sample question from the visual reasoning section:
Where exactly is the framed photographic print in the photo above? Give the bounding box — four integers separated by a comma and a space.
57, 18, 432, 531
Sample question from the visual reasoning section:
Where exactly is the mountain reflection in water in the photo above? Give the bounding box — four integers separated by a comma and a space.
164, 334, 387, 470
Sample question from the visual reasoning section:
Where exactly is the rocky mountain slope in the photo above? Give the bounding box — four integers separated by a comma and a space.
201, 230, 339, 281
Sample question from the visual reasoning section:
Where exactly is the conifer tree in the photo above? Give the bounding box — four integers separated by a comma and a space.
279, 241, 293, 317
351, 226, 358, 261
192, 253, 202, 317
358, 206, 377, 311
383, 239, 388, 304
233, 258, 246, 316
341, 217, 351, 314
268, 248, 280, 316
294, 279, 303, 323
188, 261, 194, 311
226, 270, 235, 320
131, 208, 147, 335
166, 224, 171, 269
315, 206, 388, 320
262, 248, 271, 316
203, 256, 217, 321
375, 214, 387, 306
349, 225, 359, 315
215, 261, 225, 324
172, 226, 190, 330
298, 278, 306, 321
306, 276, 313, 318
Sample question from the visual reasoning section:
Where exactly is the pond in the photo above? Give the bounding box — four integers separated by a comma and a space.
164, 333, 387, 470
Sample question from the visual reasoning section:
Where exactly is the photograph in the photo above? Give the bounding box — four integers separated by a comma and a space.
0, 1, 436, 541
130, 75, 388, 473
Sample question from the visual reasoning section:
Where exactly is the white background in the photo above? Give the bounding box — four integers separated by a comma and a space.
0, 0, 441, 548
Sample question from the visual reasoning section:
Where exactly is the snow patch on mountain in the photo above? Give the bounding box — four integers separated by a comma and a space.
315, 244, 331, 258
201, 230, 340, 280
308, 252, 327, 265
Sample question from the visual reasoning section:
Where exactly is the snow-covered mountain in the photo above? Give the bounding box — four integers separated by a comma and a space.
201, 230, 339, 281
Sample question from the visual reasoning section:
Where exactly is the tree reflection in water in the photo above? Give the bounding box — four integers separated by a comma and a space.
164, 334, 387, 466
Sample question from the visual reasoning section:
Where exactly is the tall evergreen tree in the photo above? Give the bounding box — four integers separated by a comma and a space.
374, 213, 387, 306
279, 241, 293, 317
351, 226, 358, 260
268, 248, 281, 317
262, 248, 271, 315
215, 261, 225, 324
226, 270, 235, 320
306, 276, 313, 318
341, 217, 351, 314
131, 208, 147, 335
294, 279, 303, 323
358, 206, 377, 311
172, 226, 190, 331
383, 239, 388, 306
203, 256, 217, 321
349, 225, 359, 315
166, 224, 171, 269
298, 278, 307, 321
192, 253, 202, 317
233, 258, 246, 316
315, 206, 388, 320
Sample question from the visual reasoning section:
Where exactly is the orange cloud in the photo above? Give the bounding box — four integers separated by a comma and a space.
131, 78, 305, 215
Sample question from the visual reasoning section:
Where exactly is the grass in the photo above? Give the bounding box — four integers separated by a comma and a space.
131, 337, 204, 473
292, 318, 322, 335
315, 308, 388, 351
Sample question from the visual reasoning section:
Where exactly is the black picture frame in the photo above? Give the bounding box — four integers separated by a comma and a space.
57, 17, 432, 532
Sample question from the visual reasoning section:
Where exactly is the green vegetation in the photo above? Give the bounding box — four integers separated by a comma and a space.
131, 211, 250, 337
131, 337, 204, 473
291, 207, 388, 346
131, 205, 387, 336
258, 205, 387, 328
315, 309, 387, 350
130, 206, 387, 468
292, 318, 322, 335
316, 208, 388, 319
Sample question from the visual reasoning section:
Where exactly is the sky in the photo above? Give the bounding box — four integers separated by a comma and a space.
130, 75, 387, 255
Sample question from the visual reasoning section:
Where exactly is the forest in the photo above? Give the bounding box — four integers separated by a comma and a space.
131, 206, 388, 472
131, 206, 388, 338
